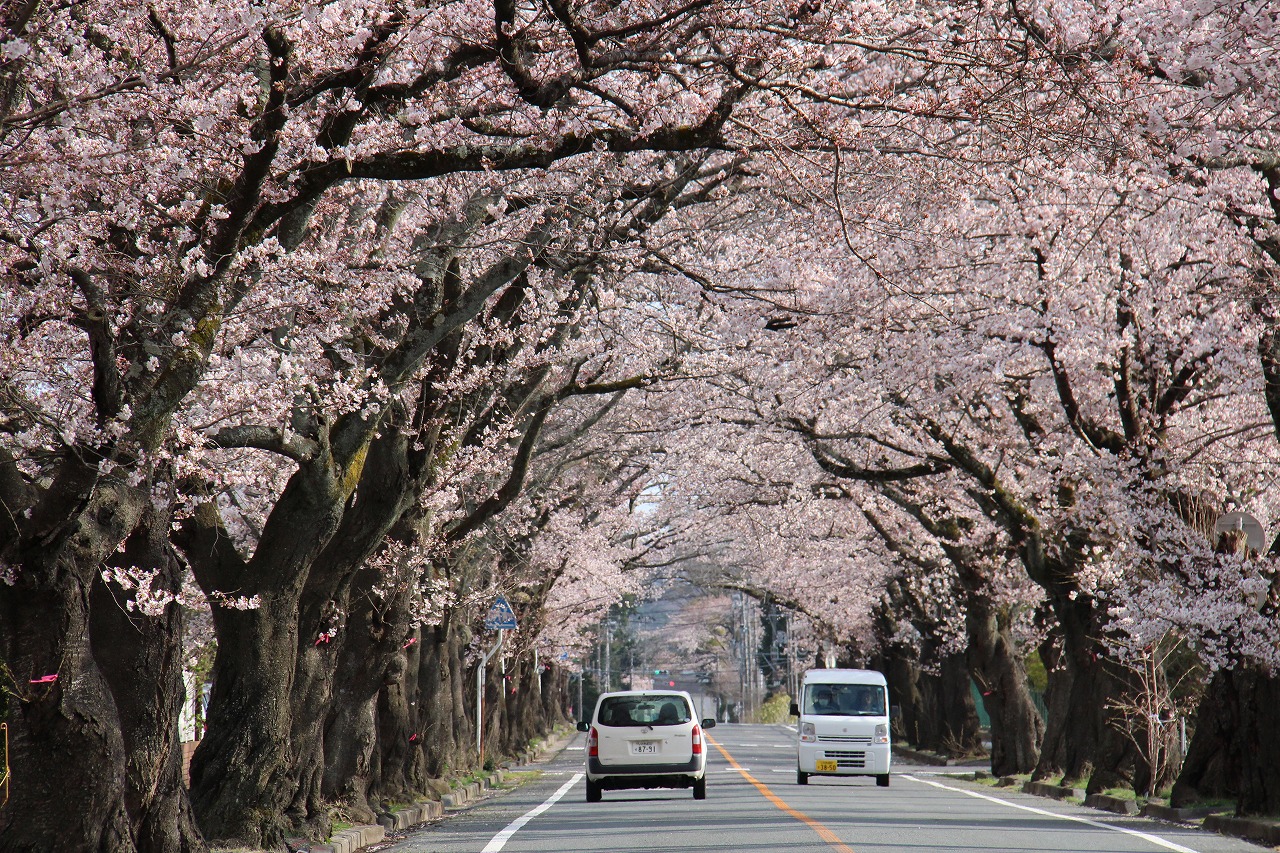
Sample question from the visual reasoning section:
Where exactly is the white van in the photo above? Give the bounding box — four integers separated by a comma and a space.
790, 668, 891, 786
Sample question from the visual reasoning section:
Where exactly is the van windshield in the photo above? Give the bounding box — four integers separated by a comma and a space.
803, 683, 885, 716
597, 695, 692, 727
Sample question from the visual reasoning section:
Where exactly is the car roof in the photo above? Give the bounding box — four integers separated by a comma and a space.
596, 690, 693, 699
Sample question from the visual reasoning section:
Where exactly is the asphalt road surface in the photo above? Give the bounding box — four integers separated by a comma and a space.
386, 724, 1264, 853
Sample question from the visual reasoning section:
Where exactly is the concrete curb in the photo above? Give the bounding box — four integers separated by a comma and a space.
1139, 802, 1223, 822
1010, 779, 1271, 848
891, 745, 957, 766
1202, 814, 1280, 846
376, 799, 444, 831
309, 824, 385, 853
1084, 793, 1139, 816
1022, 780, 1084, 801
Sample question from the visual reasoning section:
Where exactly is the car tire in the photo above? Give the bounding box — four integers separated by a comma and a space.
586, 778, 603, 802
797, 769, 808, 785
876, 774, 890, 788
693, 777, 707, 800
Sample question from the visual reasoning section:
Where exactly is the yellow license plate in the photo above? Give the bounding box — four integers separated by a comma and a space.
815, 759, 838, 772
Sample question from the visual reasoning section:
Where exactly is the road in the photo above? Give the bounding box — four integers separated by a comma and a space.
386, 724, 1263, 853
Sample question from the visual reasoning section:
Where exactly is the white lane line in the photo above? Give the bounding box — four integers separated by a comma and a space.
481, 772, 583, 853
903, 775, 1201, 853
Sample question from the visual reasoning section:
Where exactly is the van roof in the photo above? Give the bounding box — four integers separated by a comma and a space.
801, 668, 887, 685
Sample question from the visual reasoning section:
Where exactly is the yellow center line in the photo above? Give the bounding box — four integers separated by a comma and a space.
707, 733, 854, 853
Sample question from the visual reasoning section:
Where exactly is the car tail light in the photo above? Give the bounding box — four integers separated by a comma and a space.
587, 726, 599, 757
692, 724, 703, 755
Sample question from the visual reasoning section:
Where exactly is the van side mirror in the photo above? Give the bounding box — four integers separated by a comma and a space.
576, 720, 590, 732
890, 704, 902, 721
701, 718, 716, 729
789, 702, 800, 717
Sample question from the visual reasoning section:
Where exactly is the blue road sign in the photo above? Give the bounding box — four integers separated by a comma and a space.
484, 594, 518, 630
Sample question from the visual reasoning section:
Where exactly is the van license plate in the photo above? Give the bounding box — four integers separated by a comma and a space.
632, 742, 658, 755
815, 759, 838, 772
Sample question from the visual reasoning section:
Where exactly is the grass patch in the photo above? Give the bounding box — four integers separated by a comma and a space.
501, 769, 541, 787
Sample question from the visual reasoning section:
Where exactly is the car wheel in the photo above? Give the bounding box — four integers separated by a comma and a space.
797, 769, 808, 785
876, 774, 890, 788
693, 777, 707, 800
586, 778, 603, 802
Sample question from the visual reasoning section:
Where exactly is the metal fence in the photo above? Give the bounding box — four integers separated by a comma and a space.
970, 681, 1049, 727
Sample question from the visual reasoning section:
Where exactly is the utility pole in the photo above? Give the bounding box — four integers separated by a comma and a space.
604, 621, 612, 692
741, 597, 748, 720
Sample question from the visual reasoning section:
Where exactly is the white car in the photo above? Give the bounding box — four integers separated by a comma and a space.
576, 690, 716, 802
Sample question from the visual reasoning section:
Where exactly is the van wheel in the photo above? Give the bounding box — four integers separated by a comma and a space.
876, 774, 890, 788
693, 777, 707, 800
586, 778, 603, 802
797, 770, 809, 785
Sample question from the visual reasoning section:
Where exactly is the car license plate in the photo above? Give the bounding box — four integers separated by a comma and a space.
815, 759, 838, 772
632, 742, 659, 755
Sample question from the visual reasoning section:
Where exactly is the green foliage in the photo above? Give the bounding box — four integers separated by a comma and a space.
754, 693, 793, 724
1024, 649, 1048, 692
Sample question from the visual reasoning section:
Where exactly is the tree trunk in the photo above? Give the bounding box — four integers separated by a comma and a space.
966, 597, 1042, 775
185, 462, 351, 847
416, 622, 460, 778
321, 693, 379, 822
290, 423, 421, 834
1032, 593, 1133, 791
0, 576, 134, 852
0, 465, 148, 852
881, 650, 927, 747
188, 596, 301, 848
374, 650, 414, 801
91, 510, 205, 853
1174, 666, 1280, 815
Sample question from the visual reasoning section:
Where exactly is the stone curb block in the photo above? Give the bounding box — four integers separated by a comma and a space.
1203, 814, 1280, 845
1022, 781, 1084, 800
377, 800, 445, 831
315, 823, 385, 853
1085, 794, 1139, 816
1140, 803, 1222, 822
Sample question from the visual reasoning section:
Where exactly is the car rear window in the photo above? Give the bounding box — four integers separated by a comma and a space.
597, 695, 692, 727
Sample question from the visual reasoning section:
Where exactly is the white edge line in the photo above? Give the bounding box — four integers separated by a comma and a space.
902, 774, 1201, 853
481, 771, 583, 853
